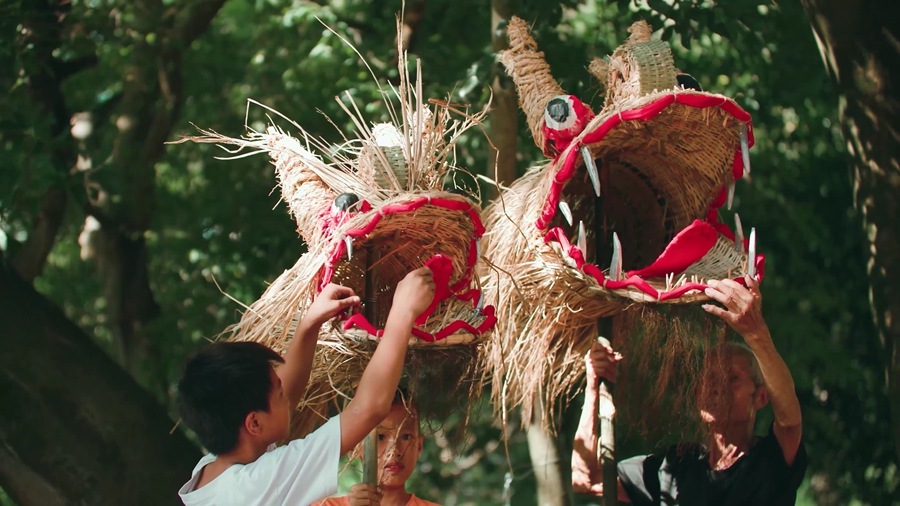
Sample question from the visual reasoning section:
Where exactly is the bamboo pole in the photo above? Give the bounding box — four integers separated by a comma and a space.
596, 335, 617, 506
362, 244, 380, 487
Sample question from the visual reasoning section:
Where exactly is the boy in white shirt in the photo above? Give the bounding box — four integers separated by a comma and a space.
176, 268, 436, 506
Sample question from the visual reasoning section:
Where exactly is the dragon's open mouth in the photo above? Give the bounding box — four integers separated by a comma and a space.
537, 93, 764, 302
318, 194, 497, 343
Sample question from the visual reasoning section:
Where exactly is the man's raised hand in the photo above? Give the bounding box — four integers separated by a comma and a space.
702, 275, 769, 343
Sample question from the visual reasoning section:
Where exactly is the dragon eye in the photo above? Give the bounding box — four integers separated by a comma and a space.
676, 73, 702, 91
544, 95, 577, 131
332, 192, 360, 212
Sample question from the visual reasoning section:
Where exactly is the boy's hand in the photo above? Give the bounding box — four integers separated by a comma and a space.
348, 483, 382, 506
392, 267, 435, 319
585, 341, 622, 384
305, 284, 360, 327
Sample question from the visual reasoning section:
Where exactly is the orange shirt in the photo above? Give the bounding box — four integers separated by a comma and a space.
315, 494, 440, 506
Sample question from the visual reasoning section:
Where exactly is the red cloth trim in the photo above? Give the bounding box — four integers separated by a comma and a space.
342, 314, 378, 336
754, 254, 766, 280
707, 210, 736, 241
455, 289, 482, 305
341, 304, 497, 343
583, 264, 605, 283
603, 275, 659, 296
543, 227, 586, 268
626, 220, 718, 279
416, 255, 453, 326
535, 93, 754, 231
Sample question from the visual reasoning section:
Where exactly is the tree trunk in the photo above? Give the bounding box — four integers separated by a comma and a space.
0, 263, 201, 506
83, 0, 225, 383
527, 398, 571, 506
800, 0, 900, 462
488, 0, 518, 195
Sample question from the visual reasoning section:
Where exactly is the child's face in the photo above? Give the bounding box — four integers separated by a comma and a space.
260, 367, 291, 443
375, 403, 423, 488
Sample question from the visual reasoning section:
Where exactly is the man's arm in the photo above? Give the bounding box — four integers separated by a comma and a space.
339, 268, 435, 456
704, 276, 803, 465
280, 284, 360, 407
571, 343, 631, 502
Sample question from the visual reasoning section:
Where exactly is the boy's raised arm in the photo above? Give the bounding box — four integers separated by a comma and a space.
280, 284, 360, 407
339, 267, 435, 456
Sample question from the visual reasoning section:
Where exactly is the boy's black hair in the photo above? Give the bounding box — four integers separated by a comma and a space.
392, 386, 421, 424
177, 342, 284, 455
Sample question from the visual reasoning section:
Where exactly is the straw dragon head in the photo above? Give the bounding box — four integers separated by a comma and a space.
186, 46, 496, 437
481, 17, 764, 425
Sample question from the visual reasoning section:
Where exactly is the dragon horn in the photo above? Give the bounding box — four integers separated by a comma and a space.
499, 16, 567, 152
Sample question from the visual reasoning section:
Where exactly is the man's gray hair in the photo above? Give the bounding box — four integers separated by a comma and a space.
718, 341, 764, 387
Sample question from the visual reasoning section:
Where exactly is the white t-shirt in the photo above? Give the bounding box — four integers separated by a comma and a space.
178, 415, 341, 506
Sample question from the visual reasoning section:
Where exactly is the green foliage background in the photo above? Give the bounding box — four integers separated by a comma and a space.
1, 0, 896, 504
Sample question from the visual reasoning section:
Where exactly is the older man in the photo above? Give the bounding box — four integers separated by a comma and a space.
572, 276, 807, 505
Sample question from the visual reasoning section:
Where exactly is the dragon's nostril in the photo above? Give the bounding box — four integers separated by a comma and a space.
546, 98, 570, 124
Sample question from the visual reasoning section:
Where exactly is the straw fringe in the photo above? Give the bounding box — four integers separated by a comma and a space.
480, 168, 626, 427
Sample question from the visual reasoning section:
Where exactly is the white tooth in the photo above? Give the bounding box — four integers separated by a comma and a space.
727, 181, 735, 210
734, 213, 744, 253
581, 146, 601, 197
747, 228, 757, 279
740, 124, 751, 176
559, 201, 574, 226
577, 221, 587, 257
344, 236, 353, 262
610, 232, 622, 281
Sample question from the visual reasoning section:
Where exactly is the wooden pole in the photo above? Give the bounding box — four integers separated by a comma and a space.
362, 244, 380, 487
596, 336, 617, 506
594, 158, 618, 505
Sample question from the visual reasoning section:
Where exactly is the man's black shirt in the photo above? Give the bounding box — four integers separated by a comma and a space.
617, 425, 807, 505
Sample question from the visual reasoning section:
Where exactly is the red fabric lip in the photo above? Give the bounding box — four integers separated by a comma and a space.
339, 253, 497, 343
542, 222, 765, 302
319, 195, 495, 343
341, 304, 497, 343
536, 93, 755, 231
625, 220, 718, 279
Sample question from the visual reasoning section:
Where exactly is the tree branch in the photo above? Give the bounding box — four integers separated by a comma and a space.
167, 0, 228, 48
0, 263, 200, 504
0, 443, 67, 506
10, 188, 68, 282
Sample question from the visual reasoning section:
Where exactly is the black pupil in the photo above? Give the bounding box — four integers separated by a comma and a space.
547, 98, 570, 124
333, 192, 359, 211
676, 73, 702, 91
